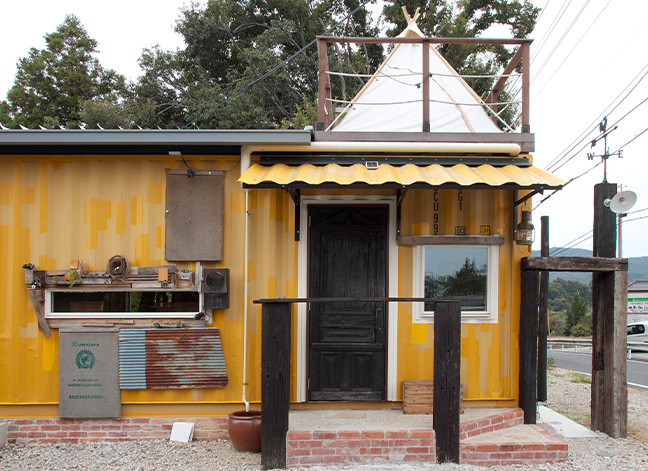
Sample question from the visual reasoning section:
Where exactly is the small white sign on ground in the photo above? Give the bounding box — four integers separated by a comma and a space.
170, 422, 195, 442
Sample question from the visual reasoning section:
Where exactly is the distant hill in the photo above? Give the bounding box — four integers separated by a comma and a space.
531, 248, 648, 284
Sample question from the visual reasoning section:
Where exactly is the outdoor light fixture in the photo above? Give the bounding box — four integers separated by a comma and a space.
516, 209, 535, 246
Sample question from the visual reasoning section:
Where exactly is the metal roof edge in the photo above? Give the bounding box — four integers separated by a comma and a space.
0, 129, 313, 147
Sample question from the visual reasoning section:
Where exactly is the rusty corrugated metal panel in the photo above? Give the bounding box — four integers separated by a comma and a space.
119, 328, 228, 389
239, 162, 565, 188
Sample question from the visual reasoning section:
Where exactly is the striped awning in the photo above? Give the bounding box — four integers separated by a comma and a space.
239, 163, 564, 190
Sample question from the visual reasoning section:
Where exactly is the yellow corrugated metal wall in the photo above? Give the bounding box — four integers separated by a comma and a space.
0, 155, 526, 412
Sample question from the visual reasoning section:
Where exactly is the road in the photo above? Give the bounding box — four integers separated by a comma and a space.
547, 350, 648, 390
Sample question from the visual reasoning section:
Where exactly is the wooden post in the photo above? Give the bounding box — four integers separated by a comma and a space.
433, 300, 461, 464
537, 216, 549, 402
521, 42, 530, 132
519, 268, 539, 424
261, 302, 291, 470
591, 182, 617, 434
607, 270, 628, 437
316, 39, 332, 131
422, 39, 430, 132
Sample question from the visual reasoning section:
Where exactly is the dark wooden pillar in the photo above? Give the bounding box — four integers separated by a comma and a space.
537, 216, 549, 402
519, 268, 539, 424
433, 301, 461, 464
591, 182, 618, 435
261, 302, 291, 469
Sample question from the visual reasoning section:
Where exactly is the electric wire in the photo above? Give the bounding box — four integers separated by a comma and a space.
531, 0, 575, 65
543, 63, 648, 172
532, 0, 593, 86
533, 160, 602, 211
550, 230, 593, 256
181, 0, 373, 129
533, 0, 612, 99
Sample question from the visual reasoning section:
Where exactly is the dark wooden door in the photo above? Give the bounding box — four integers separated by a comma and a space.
308, 206, 387, 401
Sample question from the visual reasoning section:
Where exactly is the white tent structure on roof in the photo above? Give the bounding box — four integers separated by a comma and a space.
331, 14, 502, 134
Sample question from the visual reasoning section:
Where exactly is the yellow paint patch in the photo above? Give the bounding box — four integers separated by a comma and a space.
131, 195, 143, 225
114, 202, 126, 234
156, 225, 165, 248
230, 192, 245, 214
18, 322, 38, 338
38, 255, 56, 270
267, 276, 277, 298
412, 222, 430, 235
0, 183, 12, 205
147, 182, 164, 204
248, 261, 257, 281
135, 233, 150, 265
42, 331, 57, 372
411, 322, 427, 344
39, 163, 48, 233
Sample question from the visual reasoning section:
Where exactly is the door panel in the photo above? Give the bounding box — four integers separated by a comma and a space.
309, 206, 387, 401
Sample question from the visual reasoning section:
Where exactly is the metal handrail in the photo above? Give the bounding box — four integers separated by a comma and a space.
547, 338, 648, 359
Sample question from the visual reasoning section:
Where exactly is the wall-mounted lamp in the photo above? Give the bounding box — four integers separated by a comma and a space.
516, 209, 535, 246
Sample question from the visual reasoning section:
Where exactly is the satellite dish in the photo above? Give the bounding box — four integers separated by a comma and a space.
604, 190, 637, 214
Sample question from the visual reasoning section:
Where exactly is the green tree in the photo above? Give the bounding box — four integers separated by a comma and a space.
566, 293, 588, 333
4, 15, 127, 128
124, 0, 382, 129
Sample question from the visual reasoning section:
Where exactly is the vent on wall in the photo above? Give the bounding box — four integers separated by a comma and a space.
203, 268, 229, 310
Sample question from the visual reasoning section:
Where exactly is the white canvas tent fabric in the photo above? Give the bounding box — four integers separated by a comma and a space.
331, 20, 501, 133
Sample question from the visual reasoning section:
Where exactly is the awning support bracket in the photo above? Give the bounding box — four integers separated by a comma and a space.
397, 189, 408, 236
287, 188, 301, 241
514, 189, 542, 207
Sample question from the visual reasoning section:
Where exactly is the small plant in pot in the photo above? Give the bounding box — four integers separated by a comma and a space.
228, 409, 261, 452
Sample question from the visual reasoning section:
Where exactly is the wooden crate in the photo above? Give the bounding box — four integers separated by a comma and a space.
402, 380, 463, 414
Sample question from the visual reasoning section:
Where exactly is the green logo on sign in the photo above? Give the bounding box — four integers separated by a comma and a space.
76, 350, 95, 369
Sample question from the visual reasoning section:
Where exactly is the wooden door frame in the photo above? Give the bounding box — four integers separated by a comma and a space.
296, 195, 399, 402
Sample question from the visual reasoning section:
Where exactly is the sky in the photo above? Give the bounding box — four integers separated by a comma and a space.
1, 0, 647, 258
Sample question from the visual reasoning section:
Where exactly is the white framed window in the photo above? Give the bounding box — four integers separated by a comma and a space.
413, 245, 499, 323
44, 289, 200, 319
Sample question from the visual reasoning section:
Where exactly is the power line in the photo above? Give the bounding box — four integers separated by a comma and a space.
533, 0, 612, 99
550, 230, 593, 256
544, 63, 648, 171
181, 0, 373, 129
532, 0, 593, 86
533, 160, 602, 210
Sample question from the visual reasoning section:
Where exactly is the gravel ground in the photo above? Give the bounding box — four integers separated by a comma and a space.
1, 366, 647, 471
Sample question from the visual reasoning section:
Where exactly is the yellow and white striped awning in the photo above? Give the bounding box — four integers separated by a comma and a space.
239, 163, 564, 190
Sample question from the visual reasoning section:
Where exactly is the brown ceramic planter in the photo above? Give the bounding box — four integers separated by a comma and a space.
228, 410, 262, 452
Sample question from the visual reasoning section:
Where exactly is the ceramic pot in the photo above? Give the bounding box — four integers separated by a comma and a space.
228, 410, 262, 452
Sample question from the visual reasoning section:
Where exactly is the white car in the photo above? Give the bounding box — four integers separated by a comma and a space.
627, 322, 648, 343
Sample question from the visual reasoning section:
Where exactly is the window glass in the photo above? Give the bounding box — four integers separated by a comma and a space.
424, 247, 488, 312
50, 291, 199, 316
413, 244, 498, 323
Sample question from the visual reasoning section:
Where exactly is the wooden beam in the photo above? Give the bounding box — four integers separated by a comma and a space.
261, 302, 291, 469
28, 289, 51, 338
519, 269, 539, 424
537, 216, 549, 403
317, 36, 533, 46
433, 301, 461, 464
521, 256, 627, 272
487, 47, 524, 105
317, 38, 329, 129
422, 39, 430, 132
521, 42, 530, 132
607, 269, 628, 437
397, 235, 505, 246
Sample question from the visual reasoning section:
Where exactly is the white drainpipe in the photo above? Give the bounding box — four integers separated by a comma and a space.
242, 188, 251, 412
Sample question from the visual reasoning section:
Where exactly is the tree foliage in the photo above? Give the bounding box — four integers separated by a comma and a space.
3, 1, 541, 129
4, 15, 126, 128
547, 278, 592, 337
